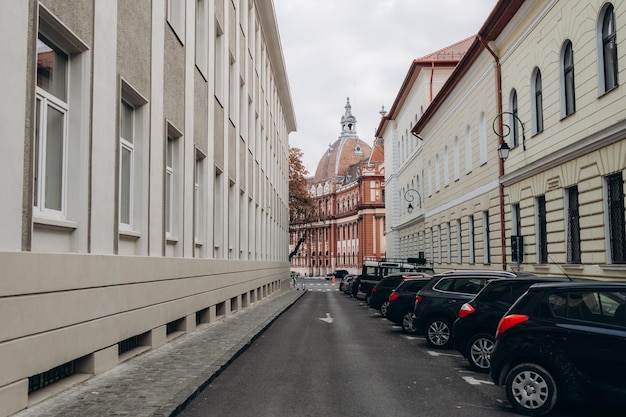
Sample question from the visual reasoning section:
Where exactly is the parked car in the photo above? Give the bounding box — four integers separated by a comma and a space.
369, 272, 430, 316
490, 281, 626, 416
413, 270, 534, 349
326, 269, 349, 280
339, 275, 356, 293
453, 276, 570, 372
386, 277, 432, 333
357, 257, 434, 302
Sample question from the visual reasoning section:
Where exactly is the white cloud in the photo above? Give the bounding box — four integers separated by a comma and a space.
275, 0, 497, 175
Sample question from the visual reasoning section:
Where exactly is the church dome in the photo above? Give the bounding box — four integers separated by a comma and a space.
313, 98, 372, 182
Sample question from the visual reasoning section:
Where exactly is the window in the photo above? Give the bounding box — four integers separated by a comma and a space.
34, 34, 68, 217
606, 172, 626, 263
447, 222, 452, 264
469, 215, 475, 264
599, 4, 618, 93
166, 126, 182, 239
479, 112, 487, 164
562, 40, 576, 117
437, 225, 442, 264
119, 100, 134, 228
194, 151, 206, 251
443, 146, 449, 186
465, 126, 472, 173
536, 195, 548, 264
214, 22, 225, 103
195, 0, 208, 75
457, 219, 462, 264
435, 154, 440, 191
512, 203, 522, 237
566, 185, 581, 264
168, 0, 186, 43
483, 210, 490, 264
509, 89, 519, 148
453, 136, 460, 180
531, 68, 544, 134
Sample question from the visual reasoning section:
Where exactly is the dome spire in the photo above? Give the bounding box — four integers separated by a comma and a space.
340, 97, 357, 135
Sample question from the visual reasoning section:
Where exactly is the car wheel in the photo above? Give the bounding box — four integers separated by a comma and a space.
426, 317, 452, 349
467, 333, 494, 372
401, 312, 417, 334
380, 301, 390, 317
505, 363, 558, 417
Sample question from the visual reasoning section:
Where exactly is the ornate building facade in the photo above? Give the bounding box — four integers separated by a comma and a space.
290, 99, 386, 276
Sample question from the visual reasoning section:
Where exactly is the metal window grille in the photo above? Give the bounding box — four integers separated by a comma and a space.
118, 335, 139, 355
537, 196, 548, 263
28, 360, 76, 393
608, 173, 626, 263
567, 186, 581, 263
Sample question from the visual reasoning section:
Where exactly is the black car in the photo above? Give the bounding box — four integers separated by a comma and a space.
386, 277, 432, 333
369, 272, 430, 316
413, 270, 533, 349
453, 276, 570, 372
490, 281, 626, 416
357, 258, 434, 301
326, 269, 349, 280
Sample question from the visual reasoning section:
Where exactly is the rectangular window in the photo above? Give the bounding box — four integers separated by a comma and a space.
457, 219, 462, 264
120, 100, 134, 228
437, 225, 442, 264
607, 172, 626, 263
566, 186, 581, 264
195, 0, 208, 75
447, 222, 452, 264
483, 210, 491, 264
168, 0, 186, 43
166, 127, 182, 239
536, 195, 548, 264
469, 215, 475, 264
194, 152, 206, 250
34, 35, 69, 217
214, 22, 224, 102
214, 169, 223, 257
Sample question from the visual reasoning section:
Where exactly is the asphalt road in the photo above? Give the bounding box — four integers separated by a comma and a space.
178, 284, 623, 417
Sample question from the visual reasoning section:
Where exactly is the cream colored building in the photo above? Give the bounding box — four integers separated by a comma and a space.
0, 1, 295, 415
385, 0, 626, 280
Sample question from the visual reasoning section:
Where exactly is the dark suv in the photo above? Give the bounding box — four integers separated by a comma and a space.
386, 277, 432, 333
413, 270, 532, 349
369, 272, 430, 316
490, 282, 626, 416
453, 276, 570, 372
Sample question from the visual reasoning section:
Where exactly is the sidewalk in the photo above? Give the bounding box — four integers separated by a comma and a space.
14, 289, 306, 417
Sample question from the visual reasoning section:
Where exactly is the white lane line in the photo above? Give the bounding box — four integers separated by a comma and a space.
427, 350, 462, 358
462, 376, 494, 386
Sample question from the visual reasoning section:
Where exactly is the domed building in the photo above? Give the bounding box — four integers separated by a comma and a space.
290, 99, 386, 277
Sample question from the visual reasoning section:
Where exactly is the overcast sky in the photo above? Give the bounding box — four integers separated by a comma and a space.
274, 0, 498, 175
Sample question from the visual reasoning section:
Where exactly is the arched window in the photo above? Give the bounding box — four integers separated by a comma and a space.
479, 112, 487, 164
443, 146, 449, 186
599, 3, 618, 93
509, 89, 519, 147
465, 126, 472, 173
531, 68, 544, 134
435, 153, 440, 191
561, 40, 576, 117
453, 137, 460, 180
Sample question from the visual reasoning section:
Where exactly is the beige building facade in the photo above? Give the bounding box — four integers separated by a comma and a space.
0, 1, 295, 415
385, 0, 626, 280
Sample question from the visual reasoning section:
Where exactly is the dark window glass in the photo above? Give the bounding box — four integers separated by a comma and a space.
564, 41, 576, 115
537, 196, 548, 264
567, 186, 581, 263
602, 5, 618, 92
534, 69, 544, 132
607, 172, 626, 263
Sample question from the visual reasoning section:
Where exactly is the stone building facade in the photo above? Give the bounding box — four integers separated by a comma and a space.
0, 1, 294, 415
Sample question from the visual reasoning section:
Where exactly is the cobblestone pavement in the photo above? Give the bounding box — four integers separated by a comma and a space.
14, 290, 306, 417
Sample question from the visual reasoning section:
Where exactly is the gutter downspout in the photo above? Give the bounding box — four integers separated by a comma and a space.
479, 35, 507, 270
430, 61, 435, 102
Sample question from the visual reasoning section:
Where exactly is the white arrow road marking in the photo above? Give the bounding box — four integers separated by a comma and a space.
462, 376, 494, 386
319, 313, 334, 323
427, 350, 462, 358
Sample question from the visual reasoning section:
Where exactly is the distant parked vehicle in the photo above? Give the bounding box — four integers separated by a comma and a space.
385, 277, 432, 334
339, 275, 356, 293
357, 257, 434, 302
490, 281, 626, 416
369, 272, 429, 317
326, 269, 349, 280
413, 270, 534, 349
453, 276, 570, 372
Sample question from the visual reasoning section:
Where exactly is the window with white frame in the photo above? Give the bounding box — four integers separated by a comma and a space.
443, 146, 449, 186
166, 126, 182, 239
168, 0, 186, 43
509, 89, 519, 148
465, 126, 472, 174
447, 222, 452, 264
599, 3, 618, 94
454, 136, 460, 180
119, 100, 134, 229
479, 112, 487, 164
214, 169, 223, 257
194, 151, 206, 249
428, 161, 432, 196
34, 34, 68, 217
561, 40, 576, 117
214, 21, 225, 103
457, 219, 463, 263
536, 195, 548, 264
195, 0, 208, 75
565, 185, 581, 264
531, 68, 544, 134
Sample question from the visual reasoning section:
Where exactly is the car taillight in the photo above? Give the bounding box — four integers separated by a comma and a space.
458, 303, 475, 319
415, 294, 423, 304
389, 293, 399, 302
372, 288, 377, 294
495, 314, 529, 339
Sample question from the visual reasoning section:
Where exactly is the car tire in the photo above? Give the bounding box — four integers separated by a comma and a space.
505, 363, 558, 417
380, 301, 390, 317
401, 312, 417, 334
467, 333, 495, 372
426, 317, 453, 349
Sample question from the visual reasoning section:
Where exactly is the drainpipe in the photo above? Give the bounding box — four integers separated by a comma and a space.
479, 35, 507, 270
430, 61, 435, 102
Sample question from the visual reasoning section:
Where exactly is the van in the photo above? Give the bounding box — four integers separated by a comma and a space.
357, 257, 434, 302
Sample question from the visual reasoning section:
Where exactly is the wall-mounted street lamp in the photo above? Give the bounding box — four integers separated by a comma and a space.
404, 188, 422, 213
492, 111, 526, 153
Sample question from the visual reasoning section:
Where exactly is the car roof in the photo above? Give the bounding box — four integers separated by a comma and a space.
527, 281, 626, 291
434, 270, 525, 278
